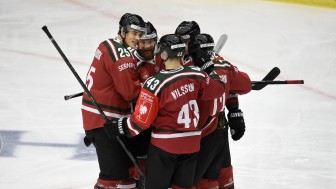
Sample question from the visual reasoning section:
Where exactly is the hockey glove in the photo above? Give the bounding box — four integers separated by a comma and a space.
103, 117, 127, 138
191, 51, 215, 74
200, 61, 215, 74
227, 109, 245, 141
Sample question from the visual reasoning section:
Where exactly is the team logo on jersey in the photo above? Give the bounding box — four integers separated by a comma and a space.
94, 49, 102, 60
135, 91, 153, 123
139, 104, 148, 115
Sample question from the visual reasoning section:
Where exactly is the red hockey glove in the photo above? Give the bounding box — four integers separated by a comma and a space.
103, 117, 127, 138
227, 109, 245, 141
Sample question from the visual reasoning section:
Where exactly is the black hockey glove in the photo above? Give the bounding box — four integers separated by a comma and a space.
103, 117, 127, 138
191, 51, 215, 74
227, 109, 245, 141
200, 61, 215, 74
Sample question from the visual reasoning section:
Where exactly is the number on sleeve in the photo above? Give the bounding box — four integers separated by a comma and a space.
146, 77, 160, 90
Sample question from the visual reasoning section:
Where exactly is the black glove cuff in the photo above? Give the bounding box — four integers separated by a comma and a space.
201, 61, 214, 70
228, 109, 244, 119
117, 117, 124, 134
120, 117, 132, 137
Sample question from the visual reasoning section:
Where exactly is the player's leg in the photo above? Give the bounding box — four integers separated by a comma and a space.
171, 152, 199, 188
218, 166, 234, 189
86, 128, 136, 189
196, 179, 219, 189
127, 128, 151, 180
194, 129, 225, 188
217, 128, 234, 189
145, 144, 175, 189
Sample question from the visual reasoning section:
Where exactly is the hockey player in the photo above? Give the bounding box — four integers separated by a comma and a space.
175, 21, 200, 66
132, 21, 164, 84
188, 33, 252, 189
103, 34, 226, 189
81, 13, 147, 189
127, 21, 164, 182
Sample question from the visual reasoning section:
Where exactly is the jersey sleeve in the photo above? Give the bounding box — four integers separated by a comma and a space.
125, 88, 159, 137
226, 93, 239, 110
229, 65, 252, 95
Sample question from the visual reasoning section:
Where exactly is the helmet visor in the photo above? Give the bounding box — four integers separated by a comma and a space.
127, 24, 147, 34
140, 33, 157, 40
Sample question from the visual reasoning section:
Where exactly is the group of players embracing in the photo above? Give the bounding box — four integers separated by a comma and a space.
81, 12, 251, 189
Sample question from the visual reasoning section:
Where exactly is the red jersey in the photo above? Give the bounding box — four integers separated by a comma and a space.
124, 66, 225, 154
199, 54, 252, 137
81, 37, 141, 130
212, 55, 251, 96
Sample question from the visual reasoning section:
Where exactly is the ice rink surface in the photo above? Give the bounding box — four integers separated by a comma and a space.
0, 0, 335, 188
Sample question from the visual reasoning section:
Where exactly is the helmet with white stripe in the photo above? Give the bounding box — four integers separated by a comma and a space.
175, 21, 200, 42
140, 22, 157, 41
155, 34, 185, 59
188, 33, 215, 54
118, 13, 146, 34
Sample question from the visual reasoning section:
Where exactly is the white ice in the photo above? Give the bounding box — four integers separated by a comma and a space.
0, 0, 335, 188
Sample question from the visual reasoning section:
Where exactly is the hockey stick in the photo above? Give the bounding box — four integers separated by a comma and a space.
64, 92, 83, 100
64, 34, 229, 101
42, 26, 146, 187
252, 80, 304, 85
252, 67, 281, 90
64, 66, 280, 100
214, 34, 228, 54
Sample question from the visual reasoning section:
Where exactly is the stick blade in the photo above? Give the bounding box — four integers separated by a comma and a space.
214, 34, 228, 53
252, 67, 281, 90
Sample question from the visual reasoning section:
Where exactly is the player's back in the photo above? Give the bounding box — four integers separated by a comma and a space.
142, 66, 224, 154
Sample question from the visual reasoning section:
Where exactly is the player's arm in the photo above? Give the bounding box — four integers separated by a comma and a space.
125, 88, 159, 137
225, 88, 246, 141
103, 88, 159, 138
228, 63, 252, 95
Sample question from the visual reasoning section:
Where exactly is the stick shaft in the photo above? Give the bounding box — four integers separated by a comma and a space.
64, 92, 84, 100
252, 80, 304, 85
42, 26, 107, 120
42, 25, 144, 178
